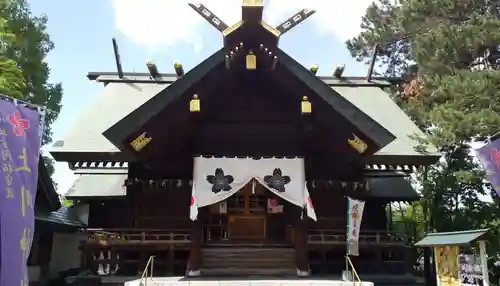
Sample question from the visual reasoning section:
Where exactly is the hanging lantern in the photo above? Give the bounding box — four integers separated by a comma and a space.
301, 96, 311, 114
246, 50, 257, 70
190, 94, 200, 112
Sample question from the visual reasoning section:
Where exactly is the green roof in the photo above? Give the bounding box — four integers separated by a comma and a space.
415, 229, 490, 247
332, 86, 439, 158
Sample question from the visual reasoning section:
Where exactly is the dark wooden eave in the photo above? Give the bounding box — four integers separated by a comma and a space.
102, 49, 226, 152
103, 49, 396, 155
38, 156, 61, 211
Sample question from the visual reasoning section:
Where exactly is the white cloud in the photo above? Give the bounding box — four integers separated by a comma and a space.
112, 0, 372, 50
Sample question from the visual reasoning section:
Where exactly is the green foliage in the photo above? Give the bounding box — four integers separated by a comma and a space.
0, 2, 25, 98
347, 0, 500, 258
61, 199, 73, 207
0, 0, 63, 176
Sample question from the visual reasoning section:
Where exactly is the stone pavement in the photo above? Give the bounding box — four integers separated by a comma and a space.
123, 277, 373, 286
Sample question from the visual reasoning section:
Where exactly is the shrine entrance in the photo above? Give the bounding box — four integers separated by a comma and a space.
204, 180, 293, 245
227, 181, 267, 241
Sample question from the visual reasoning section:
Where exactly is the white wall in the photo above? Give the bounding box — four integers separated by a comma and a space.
49, 232, 84, 277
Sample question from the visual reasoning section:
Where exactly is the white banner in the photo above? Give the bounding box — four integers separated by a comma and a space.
347, 197, 365, 256
190, 157, 316, 220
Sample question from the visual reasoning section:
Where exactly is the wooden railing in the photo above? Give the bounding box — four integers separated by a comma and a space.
307, 229, 406, 246
83, 228, 191, 246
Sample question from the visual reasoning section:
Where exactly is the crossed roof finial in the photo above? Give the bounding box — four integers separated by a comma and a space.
188, 1, 315, 41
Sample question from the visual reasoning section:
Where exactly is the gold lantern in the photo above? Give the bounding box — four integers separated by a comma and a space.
301, 96, 311, 114
190, 94, 200, 112
246, 51, 257, 70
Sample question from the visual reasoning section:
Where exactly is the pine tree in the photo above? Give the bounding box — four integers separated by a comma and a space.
0, 0, 63, 175
346, 0, 500, 261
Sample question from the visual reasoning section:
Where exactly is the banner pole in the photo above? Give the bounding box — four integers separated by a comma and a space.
345, 255, 349, 281
345, 196, 349, 281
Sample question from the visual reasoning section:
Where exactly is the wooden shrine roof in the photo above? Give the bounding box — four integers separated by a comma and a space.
49, 75, 439, 166
101, 48, 396, 158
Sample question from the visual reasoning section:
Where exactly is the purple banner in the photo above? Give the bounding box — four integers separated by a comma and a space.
0, 99, 41, 286
476, 137, 500, 198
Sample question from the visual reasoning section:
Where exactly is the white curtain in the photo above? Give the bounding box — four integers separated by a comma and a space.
190, 157, 316, 220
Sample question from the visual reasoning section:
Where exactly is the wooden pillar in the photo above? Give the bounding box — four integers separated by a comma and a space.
138, 250, 147, 275
375, 246, 383, 273
294, 208, 309, 276
187, 213, 203, 276
167, 245, 174, 275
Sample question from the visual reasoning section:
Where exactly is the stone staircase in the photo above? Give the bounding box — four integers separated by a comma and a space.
201, 247, 297, 276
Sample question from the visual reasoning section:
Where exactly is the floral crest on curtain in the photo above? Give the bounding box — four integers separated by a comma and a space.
206, 168, 234, 193
264, 168, 291, 192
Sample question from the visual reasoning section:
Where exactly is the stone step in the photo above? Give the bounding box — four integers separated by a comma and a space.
203, 261, 296, 269
203, 247, 295, 254
199, 267, 297, 276
201, 247, 296, 276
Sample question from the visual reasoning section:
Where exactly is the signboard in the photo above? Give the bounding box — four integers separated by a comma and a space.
459, 254, 484, 286
475, 138, 500, 197
0, 99, 42, 285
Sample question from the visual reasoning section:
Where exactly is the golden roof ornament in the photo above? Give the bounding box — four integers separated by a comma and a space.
348, 134, 368, 154
130, 132, 152, 152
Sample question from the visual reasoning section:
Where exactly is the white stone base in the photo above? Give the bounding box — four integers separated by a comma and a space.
296, 268, 310, 277
125, 277, 375, 286
187, 269, 201, 277
341, 270, 353, 281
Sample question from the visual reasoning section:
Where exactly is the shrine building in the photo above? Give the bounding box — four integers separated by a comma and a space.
50, 1, 440, 281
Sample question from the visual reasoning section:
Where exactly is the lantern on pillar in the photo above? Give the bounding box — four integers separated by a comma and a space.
190, 94, 200, 112
301, 96, 311, 114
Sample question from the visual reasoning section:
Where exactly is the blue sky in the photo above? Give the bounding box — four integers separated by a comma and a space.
28, 0, 374, 194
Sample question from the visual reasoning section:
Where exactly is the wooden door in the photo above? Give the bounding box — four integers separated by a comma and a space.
229, 214, 266, 239
228, 184, 266, 239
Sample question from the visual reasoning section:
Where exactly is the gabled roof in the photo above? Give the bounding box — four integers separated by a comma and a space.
102, 48, 396, 156
415, 229, 490, 247
332, 86, 440, 165
50, 82, 168, 161
49, 72, 438, 165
